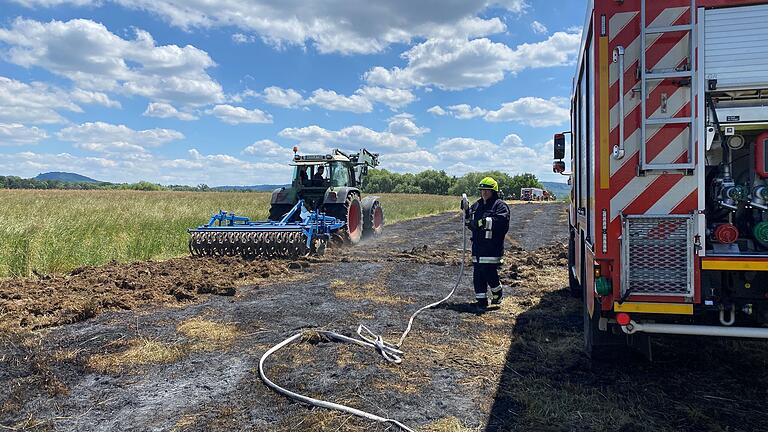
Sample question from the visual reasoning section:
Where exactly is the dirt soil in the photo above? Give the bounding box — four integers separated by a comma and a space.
2, 202, 768, 432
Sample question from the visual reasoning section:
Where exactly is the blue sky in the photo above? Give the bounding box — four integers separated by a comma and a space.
0, 0, 585, 186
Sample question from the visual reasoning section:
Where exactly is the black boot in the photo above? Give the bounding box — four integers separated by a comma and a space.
490, 285, 503, 305
474, 296, 488, 311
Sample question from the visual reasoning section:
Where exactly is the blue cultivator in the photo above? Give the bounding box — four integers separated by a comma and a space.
188, 200, 344, 259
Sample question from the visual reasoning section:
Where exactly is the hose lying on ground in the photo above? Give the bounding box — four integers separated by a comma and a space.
258, 203, 469, 431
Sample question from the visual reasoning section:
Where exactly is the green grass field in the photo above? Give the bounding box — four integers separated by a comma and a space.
0, 190, 460, 278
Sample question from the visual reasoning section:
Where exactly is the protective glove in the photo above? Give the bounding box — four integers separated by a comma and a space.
477, 218, 486, 228
460, 193, 469, 211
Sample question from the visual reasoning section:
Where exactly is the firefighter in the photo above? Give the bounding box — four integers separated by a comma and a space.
465, 177, 511, 309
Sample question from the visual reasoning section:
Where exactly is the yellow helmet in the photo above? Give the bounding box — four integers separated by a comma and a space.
478, 176, 499, 192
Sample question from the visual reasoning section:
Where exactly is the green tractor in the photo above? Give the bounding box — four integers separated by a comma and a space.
268, 148, 384, 244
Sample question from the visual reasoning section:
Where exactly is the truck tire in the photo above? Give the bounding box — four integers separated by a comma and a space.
362, 197, 384, 238
584, 298, 604, 359
584, 298, 636, 361
568, 229, 581, 298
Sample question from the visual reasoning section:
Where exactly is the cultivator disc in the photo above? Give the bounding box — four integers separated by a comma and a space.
189, 231, 316, 259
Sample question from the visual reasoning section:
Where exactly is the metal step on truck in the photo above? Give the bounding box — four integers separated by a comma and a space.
553, 0, 768, 358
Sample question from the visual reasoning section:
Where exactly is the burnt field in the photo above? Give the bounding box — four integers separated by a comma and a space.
2, 202, 767, 431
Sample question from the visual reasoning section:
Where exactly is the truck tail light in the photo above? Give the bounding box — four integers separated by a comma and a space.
616, 313, 631, 326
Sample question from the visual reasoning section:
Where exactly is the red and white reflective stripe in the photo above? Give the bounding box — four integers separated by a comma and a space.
607, 2, 698, 224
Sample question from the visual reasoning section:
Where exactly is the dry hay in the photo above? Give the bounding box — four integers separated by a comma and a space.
419, 416, 480, 432
329, 276, 411, 305
177, 316, 240, 351
87, 338, 184, 373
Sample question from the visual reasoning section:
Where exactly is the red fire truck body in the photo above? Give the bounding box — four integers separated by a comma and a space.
556, 0, 768, 355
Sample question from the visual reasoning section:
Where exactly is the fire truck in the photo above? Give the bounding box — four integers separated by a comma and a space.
521, 187, 545, 201
553, 0, 768, 358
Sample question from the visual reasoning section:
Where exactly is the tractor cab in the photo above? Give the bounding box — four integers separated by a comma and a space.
290, 153, 357, 210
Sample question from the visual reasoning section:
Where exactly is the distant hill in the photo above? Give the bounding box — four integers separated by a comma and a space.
541, 181, 569, 199
34, 172, 100, 183
212, 184, 289, 192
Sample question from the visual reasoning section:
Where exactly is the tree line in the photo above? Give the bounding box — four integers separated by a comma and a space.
0, 176, 205, 192
362, 169, 544, 198
0, 169, 548, 198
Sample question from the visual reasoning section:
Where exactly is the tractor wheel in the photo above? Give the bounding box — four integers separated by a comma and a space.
326, 193, 363, 244
363, 199, 384, 238
268, 204, 297, 222
343, 194, 364, 244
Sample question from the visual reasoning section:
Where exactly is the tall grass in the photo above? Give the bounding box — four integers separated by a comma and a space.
0, 190, 459, 277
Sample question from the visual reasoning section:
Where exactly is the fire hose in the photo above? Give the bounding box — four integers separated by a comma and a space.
258, 194, 472, 431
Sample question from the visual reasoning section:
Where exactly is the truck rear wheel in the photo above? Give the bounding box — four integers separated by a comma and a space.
584, 298, 605, 359
568, 229, 581, 298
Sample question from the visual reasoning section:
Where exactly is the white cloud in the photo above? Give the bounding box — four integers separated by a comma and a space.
0, 123, 48, 145
10, 0, 529, 55
10, 0, 95, 6
143, 102, 198, 121
364, 38, 513, 90
508, 31, 582, 71
0, 76, 82, 124
231, 33, 256, 44
530, 20, 548, 35
228, 89, 259, 104
429, 97, 569, 127
0, 18, 224, 106
307, 89, 373, 113
365, 30, 581, 90
57, 121, 184, 153
355, 86, 416, 110
435, 137, 497, 161
70, 89, 122, 108
427, 105, 447, 116
259, 86, 416, 112
261, 86, 305, 108
279, 124, 418, 153
0, 148, 292, 185
484, 96, 569, 127
242, 139, 291, 159
386, 114, 430, 136
381, 149, 440, 173
208, 104, 273, 125
502, 133, 523, 147
494, 0, 528, 13
447, 104, 487, 119
432, 133, 549, 177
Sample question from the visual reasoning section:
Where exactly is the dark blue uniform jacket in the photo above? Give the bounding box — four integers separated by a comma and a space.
466, 196, 511, 259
